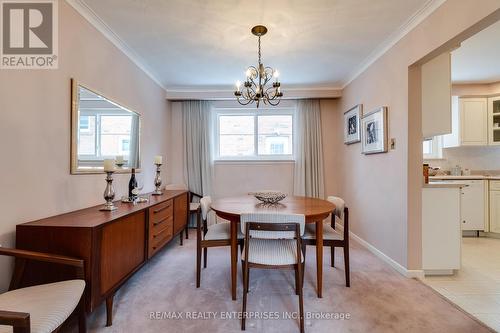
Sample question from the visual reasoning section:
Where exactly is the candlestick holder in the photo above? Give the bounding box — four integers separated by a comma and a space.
152, 163, 163, 195
100, 171, 117, 211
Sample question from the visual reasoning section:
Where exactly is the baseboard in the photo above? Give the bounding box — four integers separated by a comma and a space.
335, 222, 424, 280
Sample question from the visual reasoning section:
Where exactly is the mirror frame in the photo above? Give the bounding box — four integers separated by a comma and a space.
70, 79, 142, 174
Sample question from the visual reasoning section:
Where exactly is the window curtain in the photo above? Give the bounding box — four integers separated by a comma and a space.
293, 99, 325, 198
182, 100, 213, 197
128, 114, 140, 169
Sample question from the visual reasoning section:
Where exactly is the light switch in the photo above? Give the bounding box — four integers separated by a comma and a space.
390, 138, 396, 150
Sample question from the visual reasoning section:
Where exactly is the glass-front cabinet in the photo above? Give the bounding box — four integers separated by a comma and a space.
489, 96, 500, 145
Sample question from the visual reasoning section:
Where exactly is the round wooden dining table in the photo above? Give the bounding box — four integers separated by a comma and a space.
211, 195, 335, 300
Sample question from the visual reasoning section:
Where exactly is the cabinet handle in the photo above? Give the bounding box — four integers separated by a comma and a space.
153, 204, 171, 214
153, 216, 169, 226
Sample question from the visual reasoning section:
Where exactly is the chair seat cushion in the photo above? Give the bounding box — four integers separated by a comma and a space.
242, 239, 304, 265
204, 222, 243, 240
303, 223, 343, 240
0, 280, 85, 333
190, 202, 201, 212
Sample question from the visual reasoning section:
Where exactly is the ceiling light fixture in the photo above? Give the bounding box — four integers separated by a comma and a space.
234, 25, 282, 108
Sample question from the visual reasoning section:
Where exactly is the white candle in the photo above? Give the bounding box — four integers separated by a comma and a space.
154, 155, 163, 165
115, 155, 124, 164
103, 159, 115, 172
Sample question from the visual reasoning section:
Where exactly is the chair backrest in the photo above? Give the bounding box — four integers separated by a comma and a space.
164, 183, 188, 190
327, 196, 345, 219
200, 196, 212, 221
240, 213, 305, 239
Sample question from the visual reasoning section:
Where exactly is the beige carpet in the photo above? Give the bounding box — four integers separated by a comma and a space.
72, 230, 493, 333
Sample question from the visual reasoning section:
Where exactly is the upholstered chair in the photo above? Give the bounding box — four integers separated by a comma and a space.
0, 248, 86, 333
164, 184, 202, 245
196, 196, 244, 288
240, 213, 306, 333
302, 196, 350, 287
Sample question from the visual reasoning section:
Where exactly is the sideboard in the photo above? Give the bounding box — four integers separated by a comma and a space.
15, 190, 188, 327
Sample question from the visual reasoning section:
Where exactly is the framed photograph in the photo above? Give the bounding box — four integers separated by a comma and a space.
344, 104, 362, 144
361, 106, 388, 154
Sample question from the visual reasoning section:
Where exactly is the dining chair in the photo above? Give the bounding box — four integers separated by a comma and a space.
240, 213, 305, 333
196, 196, 244, 288
0, 247, 86, 333
164, 184, 202, 245
302, 196, 350, 287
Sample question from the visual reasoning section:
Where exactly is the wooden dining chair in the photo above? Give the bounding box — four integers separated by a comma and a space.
164, 184, 201, 245
196, 196, 244, 288
0, 247, 86, 333
240, 213, 305, 333
302, 196, 350, 287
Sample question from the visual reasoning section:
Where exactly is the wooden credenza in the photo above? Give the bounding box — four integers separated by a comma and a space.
15, 190, 188, 326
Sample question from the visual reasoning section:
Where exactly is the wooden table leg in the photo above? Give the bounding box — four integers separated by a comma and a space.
230, 220, 238, 301
106, 294, 114, 327
316, 220, 323, 298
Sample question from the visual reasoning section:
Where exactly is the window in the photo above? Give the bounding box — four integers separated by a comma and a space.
78, 113, 133, 161
423, 136, 443, 159
215, 109, 294, 160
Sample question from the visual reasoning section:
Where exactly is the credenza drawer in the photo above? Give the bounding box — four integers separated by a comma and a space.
148, 215, 173, 258
149, 200, 173, 224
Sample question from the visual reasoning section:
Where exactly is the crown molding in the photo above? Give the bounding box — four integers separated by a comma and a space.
65, 0, 166, 91
165, 86, 342, 100
341, 0, 446, 89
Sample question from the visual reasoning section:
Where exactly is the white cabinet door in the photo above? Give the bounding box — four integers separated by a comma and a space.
460, 180, 486, 231
488, 96, 500, 145
460, 98, 488, 145
489, 190, 500, 233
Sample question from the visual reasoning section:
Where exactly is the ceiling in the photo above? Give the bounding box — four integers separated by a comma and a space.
79, 0, 435, 89
452, 20, 500, 84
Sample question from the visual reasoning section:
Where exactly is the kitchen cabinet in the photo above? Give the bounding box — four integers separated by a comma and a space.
460, 180, 488, 231
460, 98, 488, 145
421, 52, 451, 138
422, 185, 462, 275
442, 97, 488, 147
441, 179, 487, 231
488, 96, 500, 145
489, 181, 500, 233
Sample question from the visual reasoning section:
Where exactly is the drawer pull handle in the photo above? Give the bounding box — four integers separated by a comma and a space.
153, 228, 171, 238
153, 216, 169, 226
153, 204, 171, 214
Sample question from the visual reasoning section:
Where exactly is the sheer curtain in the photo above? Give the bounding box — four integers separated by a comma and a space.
128, 114, 140, 169
182, 100, 213, 197
293, 99, 325, 198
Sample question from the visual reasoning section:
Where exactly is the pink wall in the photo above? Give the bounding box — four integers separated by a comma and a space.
338, 0, 500, 270
0, 1, 170, 290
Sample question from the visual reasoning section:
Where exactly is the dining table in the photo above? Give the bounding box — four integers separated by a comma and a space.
211, 195, 335, 300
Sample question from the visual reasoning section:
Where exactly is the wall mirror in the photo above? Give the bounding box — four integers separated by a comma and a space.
71, 79, 141, 174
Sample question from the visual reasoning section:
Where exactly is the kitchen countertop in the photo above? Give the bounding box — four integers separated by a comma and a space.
430, 175, 500, 180
423, 182, 466, 188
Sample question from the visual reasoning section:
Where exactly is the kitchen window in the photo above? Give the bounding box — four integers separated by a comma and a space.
215, 109, 294, 160
423, 136, 443, 159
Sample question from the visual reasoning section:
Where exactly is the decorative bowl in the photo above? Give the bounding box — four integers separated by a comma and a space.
253, 191, 287, 204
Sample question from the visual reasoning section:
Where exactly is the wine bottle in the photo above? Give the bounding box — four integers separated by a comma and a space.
129, 168, 138, 200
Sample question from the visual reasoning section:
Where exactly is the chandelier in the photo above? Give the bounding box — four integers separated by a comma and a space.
234, 25, 283, 108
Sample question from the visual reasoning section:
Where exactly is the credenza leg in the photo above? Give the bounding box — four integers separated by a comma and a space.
106, 295, 114, 327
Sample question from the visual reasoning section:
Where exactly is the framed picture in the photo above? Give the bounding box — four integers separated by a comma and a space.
361, 106, 388, 154
344, 104, 362, 144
